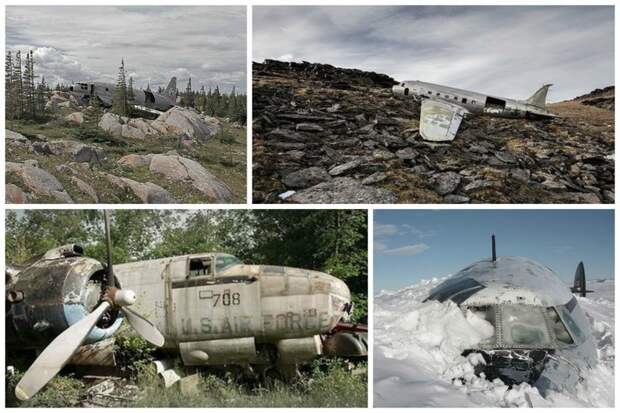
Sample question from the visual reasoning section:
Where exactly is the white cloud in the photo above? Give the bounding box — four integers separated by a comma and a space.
254, 6, 614, 101
7, 6, 247, 93
380, 243, 429, 256
374, 241, 387, 252
375, 223, 399, 237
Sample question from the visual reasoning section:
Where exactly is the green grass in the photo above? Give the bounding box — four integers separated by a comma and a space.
6, 116, 247, 203
131, 359, 367, 408
6, 359, 367, 408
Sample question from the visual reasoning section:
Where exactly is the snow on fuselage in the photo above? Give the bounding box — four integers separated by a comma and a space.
426, 256, 597, 390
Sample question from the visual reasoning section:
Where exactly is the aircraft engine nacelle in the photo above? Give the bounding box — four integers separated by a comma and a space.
6, 246, 123, 349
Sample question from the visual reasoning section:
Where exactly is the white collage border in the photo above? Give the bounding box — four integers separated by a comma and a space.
1, 0, 618, 412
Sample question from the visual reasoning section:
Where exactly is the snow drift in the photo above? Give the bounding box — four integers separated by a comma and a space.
374, 277, 614, 407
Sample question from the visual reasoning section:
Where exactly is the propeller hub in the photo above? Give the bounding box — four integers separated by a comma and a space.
104, 287, 136, 307
113, 289, 136, 307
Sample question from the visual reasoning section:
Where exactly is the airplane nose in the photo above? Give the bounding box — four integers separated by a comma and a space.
392, 85, 403, 96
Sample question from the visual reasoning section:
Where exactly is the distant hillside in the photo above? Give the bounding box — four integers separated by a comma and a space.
253, 60, 614, 204
571, 86, 614, 111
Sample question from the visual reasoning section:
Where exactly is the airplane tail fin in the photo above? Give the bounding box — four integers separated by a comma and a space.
525, 84, 552, 108
164, 77, 177, 97
570, 261, 593, 297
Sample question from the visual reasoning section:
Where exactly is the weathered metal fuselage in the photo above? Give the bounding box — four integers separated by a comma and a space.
69, 82, 175, 111
393, 80, 556, 119
426, 256, 596, 393
6, 249, 359, 368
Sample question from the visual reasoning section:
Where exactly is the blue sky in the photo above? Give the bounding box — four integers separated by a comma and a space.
254, 6, 614, 101
374, 210, 614, 292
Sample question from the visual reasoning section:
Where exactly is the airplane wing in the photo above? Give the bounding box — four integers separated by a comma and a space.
419, 99, 468, 142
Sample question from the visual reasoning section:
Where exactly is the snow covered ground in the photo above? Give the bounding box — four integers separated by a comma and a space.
373, 277, 615, 407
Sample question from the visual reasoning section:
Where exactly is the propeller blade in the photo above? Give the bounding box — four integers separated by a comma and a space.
15, 301, 111, 401
103, 210, 115, 289
123, 306, 165, 347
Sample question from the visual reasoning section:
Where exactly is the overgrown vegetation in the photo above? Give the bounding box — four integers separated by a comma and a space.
131, 359, 367, 408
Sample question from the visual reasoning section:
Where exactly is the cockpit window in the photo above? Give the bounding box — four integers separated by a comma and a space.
188, 257, 212, 278
215, 255, 242, 273
426, 277, 485, 303
557, 301, 585, 344
501, 305, 551, 347
545, 307, 574, 344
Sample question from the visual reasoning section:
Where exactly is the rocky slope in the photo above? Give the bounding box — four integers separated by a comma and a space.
6, 92, 246, 204
253, 60, 614, 203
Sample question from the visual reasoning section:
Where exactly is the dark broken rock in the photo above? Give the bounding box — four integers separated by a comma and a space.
266, 141, 306, 151
463, 180, 498, 193
329, 159, 362, 176
433, 172, 462, 195
47, 140, 106, 163
267, 128, 306, 142
6, 161, 73, 203
32, 141, 53, 155
510, 168, 531, 183
285, 150, 305, 161
373, 149, 395, 160
495, 151, 518, 164
362, 171, 387, 185
253, 60, 614, 204
396, 147, 417, 161
6, 184, 28, 203
296, 123, 324, 132
444, 194, 470, 203
283, 167, 331, 188
288, 177, 397, 204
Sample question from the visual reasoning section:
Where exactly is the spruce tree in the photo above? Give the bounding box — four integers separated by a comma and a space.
127, 76, 135, 102
5, 51, 14, 120
22, 50, 36, 119
36, 76, 47, 115
111, 58, 129, 116
13, 51, 23, 119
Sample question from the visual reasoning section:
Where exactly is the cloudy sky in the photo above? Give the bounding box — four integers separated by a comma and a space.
254, 6, 614, 101
374, 210, 614, 291
7, 6, 246, 93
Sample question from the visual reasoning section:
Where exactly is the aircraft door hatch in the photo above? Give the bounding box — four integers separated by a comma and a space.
188, 257, 213, 279
485, 96, 506, 110
404, 88, 409, 96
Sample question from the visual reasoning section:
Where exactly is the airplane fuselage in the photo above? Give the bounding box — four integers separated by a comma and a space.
70, 82, 176, 112
426, 256, 596, 393
6, 248, 361, 369
393, 80, 556, 119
